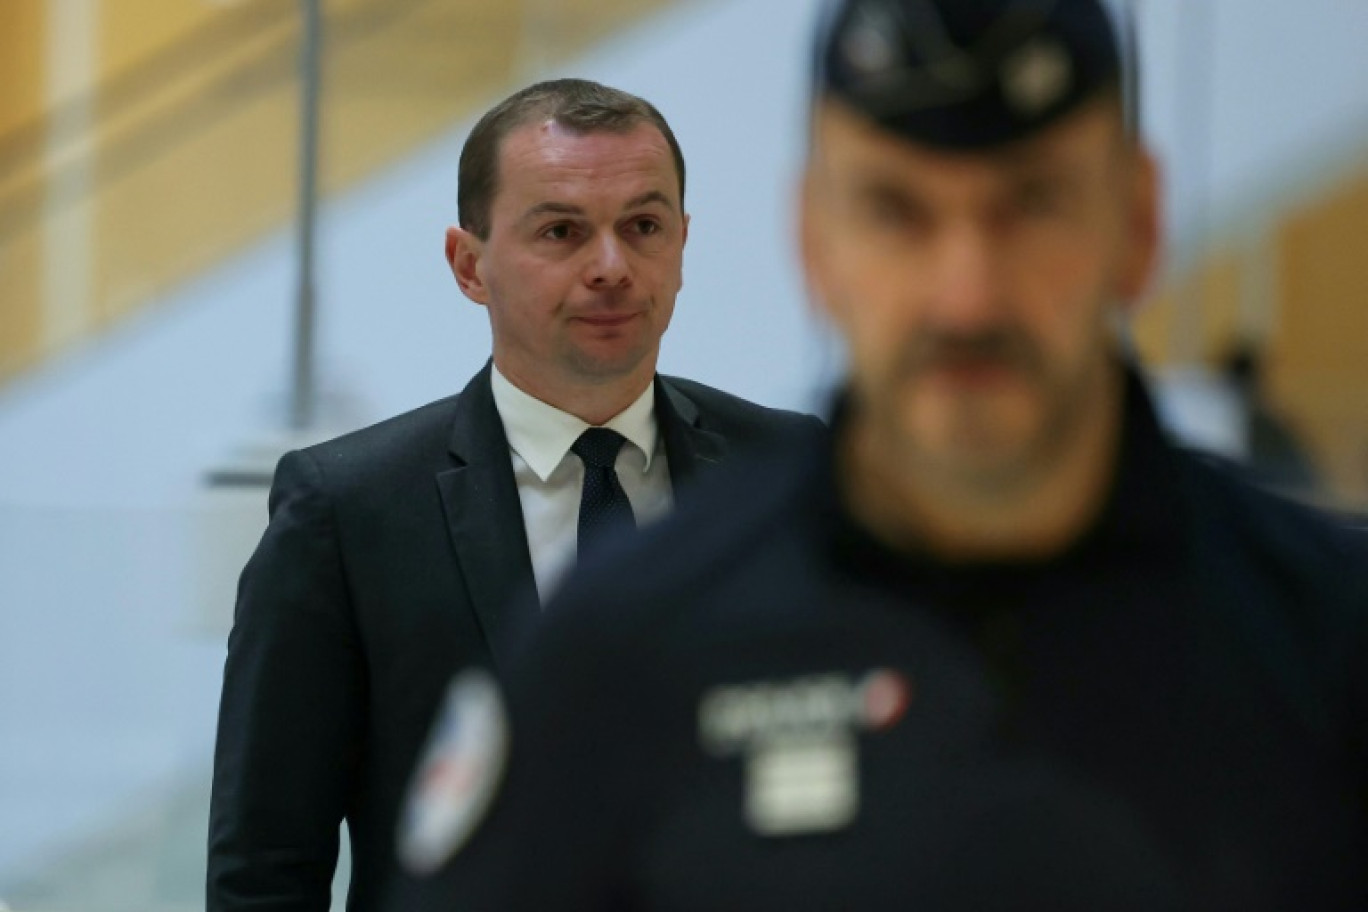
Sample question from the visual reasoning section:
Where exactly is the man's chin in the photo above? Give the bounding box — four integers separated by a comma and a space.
941, 449, 1039, 494
906, 381, 1039, 440
899, 414, 1045, 492
564, 345, 656, 384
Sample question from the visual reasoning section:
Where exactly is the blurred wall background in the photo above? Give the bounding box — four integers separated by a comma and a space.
0, 0, 1365, 908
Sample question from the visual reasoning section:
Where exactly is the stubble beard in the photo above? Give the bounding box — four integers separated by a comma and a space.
872, 338, 1105, 508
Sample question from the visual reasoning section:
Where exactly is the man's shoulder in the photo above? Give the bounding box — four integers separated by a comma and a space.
279, 396, 453, 490
1178, 447, 1367, 566
280, 369, 493, 495
659, 375, 824, 436
305, 393, 462, 462
1173, 447, 1368, 638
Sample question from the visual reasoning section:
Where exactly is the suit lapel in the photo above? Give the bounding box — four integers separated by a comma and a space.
437, 372, 730, 668
435, 364, 536, 672
657, 377, 729, 490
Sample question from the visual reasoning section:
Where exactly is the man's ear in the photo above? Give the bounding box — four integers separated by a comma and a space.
1117, 148, 1161, 308
799, 169, 838, 324
446, 226, 490, 305
677, 212, 690, 289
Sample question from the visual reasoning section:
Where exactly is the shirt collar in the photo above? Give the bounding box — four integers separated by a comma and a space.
490, 364, 660, 483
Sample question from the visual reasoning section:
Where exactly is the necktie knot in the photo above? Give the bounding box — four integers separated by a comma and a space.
571, 427, 634, 558
572, 427, 628, 469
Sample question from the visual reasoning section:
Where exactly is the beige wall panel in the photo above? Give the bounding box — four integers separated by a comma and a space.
99, 0, 229, 78
318, 0, 523, 193
89, 0, 297, 322
1273, 173, 1368, 385
0, 0, 45, 136
314, 0, 677, 194
0, 227, 45, 383
1196, 253, 1243, 362
1270, 171, 1368, 500
0, 0, 46, 379
1279, 400, 1368, 505
93, 87, 297, 322
1131, 251, 1242, 368
552, 0, 678, 49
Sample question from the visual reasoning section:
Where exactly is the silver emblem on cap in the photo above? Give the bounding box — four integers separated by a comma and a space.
1001, 37, 1072, 116
841, 6, 902, 76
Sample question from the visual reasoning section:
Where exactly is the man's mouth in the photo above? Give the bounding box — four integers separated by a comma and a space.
575, 312, 640, 328
918, 353, 1026, 386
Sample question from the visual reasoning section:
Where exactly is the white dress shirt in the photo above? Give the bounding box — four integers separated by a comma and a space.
491, 365, 673, 602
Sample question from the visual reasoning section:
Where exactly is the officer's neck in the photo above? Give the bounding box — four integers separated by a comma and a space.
840, 363, 1124, 564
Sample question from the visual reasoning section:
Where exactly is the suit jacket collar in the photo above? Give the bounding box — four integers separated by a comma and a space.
436, 365, 729, 670
657, 375, 728, 490
436, 363, 535, 672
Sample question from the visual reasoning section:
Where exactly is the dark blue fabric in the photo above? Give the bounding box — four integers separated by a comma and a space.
573, 428, 635, 557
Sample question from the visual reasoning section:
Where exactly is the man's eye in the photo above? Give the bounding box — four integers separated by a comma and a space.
1014, 182, 1063, 215
872, 201, 908, 223
633, 218, 661, 236
863, 196, 926, 231
542, 223, 575, 240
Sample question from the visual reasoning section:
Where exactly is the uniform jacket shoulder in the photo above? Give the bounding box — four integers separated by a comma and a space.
1177, 447, 1368, 585
1172, 447, 1368, 691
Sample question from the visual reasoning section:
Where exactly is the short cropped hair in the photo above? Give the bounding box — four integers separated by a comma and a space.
458, 78, 686, 239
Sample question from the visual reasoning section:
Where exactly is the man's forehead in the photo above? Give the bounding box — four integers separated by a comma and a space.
810, 95, 1116, 177
495, 120, 679, 202
500, 120, 671, 175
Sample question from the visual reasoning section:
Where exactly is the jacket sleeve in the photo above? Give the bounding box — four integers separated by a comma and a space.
207, 449, 367, 911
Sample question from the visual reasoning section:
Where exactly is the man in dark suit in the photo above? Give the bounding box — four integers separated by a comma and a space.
206, 78, 817, 911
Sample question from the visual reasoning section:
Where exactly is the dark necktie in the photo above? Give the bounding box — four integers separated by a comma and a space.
572, 427, 636, 558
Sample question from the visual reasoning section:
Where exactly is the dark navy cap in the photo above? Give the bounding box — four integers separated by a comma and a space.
815, 0, 1124, 149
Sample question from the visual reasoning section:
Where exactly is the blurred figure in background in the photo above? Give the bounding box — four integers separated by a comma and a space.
1219, 339, 1320, 495
207, 78, 816, 911
394, 1, 1368, 909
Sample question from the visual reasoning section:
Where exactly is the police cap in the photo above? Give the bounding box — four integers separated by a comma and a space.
816, 0, 1123, 149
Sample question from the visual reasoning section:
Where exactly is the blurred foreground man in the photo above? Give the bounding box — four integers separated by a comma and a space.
398, 3, 1368, 909
207, 78, 816, 911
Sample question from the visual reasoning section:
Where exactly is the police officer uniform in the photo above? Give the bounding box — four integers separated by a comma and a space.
392, 2, 1368, 909
397, 367, 1367, 911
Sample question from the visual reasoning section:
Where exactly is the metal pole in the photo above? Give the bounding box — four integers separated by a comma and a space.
290, 0, 322, 431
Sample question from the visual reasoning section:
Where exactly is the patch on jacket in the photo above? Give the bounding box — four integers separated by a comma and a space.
397, 668, 509, 873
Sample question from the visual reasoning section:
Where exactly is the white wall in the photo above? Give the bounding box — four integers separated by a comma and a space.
1136, 0, 1368, 261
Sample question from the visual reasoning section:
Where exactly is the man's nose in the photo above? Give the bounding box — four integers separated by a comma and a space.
926, 221, 1007, 330
584, 233, 632, 289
